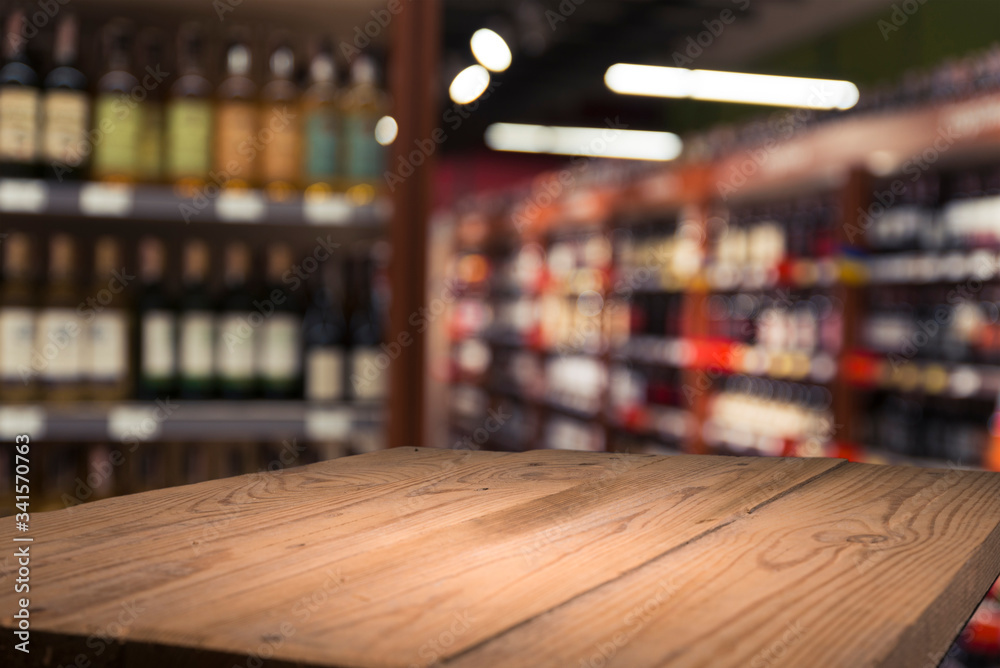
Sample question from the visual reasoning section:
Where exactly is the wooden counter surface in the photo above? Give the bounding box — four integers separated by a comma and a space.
3, 448, 1000, 667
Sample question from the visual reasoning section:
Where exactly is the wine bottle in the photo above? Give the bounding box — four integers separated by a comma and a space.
178, 240, 215, 399
135, 238, 176, 399
166, 23, 212, 192
215, 242, 256, 398
215, 29, 257, 188
41, 14, 88, 180
348, 256, 386, 401
302, 41, 341, 195
0, 9, 41, 178
37, 234, 84, 401
86, 236, 132, 400
342, 56, 388, 200
136, 28, 165, 183
303, 259, 347, 402
0, 233, 36, 401
260, 42, 302, 199
259, 244, 302, 398
92, 20, 141, 182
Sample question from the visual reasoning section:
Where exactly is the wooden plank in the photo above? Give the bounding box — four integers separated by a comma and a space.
445, 461, 1000, 668
0, 451, 841, 668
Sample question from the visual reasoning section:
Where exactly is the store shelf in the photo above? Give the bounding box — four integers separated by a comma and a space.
0, 179, 391, 229
843, 352, 1000, 400
0, 401, 382, 443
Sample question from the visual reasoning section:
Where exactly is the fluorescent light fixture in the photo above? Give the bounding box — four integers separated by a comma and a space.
449, 65, 491, 105
471, 29, 511, 72
374, 115, 398, 145
484, 123, 683, 161
605, 64, 860, 110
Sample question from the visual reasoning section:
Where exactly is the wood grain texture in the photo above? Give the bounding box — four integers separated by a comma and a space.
1, 448, 999, 668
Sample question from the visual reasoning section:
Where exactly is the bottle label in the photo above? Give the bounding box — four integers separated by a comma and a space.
350, 345, 386, 400
305, 111, 339, 182
89, 310, 128, 381
0, 87, 40, 161
261, 313, 301, 380
141, 310, 175, 378
262, 105, 301, 184
93, 93, 140, 177
344, 113, 382, 179
166, 98, 212, 179
36, 308, 82, 381
0, 307, 34, 381
215, 102, 257, 180
180, 311, 214, 378
216, 312, 255, 380
137, 102, 163, 180
42, 89, 88, 167
306, 347, 343, 401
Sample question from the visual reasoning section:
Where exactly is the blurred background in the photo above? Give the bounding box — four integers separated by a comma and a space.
2, 0, 1000, 664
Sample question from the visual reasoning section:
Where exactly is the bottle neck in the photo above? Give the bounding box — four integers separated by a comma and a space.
269, 47, 294, 81
3, 12, 28, 62
53, 17, 78, 66
226, 44, 251, 77
93, 239, 121, 283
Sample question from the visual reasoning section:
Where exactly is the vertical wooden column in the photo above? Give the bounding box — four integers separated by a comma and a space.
683, 198, 712, 455
386, 1, 441, 448
832, 167, 871, 453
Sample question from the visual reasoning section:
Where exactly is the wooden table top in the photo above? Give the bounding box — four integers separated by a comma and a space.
3, 448, 1000, 668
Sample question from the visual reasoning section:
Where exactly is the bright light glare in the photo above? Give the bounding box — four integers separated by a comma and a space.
375, 116, 398, 145
484, 123, 683, 161
471, 29, 512, 72
449, 65, 491, 105
605, 64, 860, 110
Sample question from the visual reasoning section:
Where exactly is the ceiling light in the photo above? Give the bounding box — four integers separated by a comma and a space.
375, 116, 398, 145
449, 65, 491, 105
484, 123, 683, 161
605, 64, 860, 110
471, 29, 512, 72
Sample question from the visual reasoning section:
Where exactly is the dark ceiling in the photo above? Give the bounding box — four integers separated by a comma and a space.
439, 0, 896, 152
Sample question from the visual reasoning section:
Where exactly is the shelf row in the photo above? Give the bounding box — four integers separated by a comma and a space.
0, 179, 390, 227
462, 329, 1000, 400
0, 401, 381, 443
